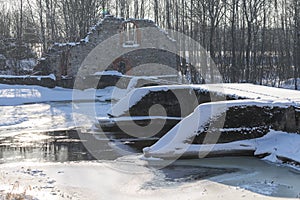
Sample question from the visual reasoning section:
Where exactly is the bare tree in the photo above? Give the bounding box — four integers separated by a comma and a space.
242, 0, 264, 82
0, 0, 299, 84
229, 0, 239, 82
293, 0, 300, 89
154, 0, 159, 24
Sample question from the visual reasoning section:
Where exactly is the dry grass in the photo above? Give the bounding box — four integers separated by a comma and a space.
3, 181, 34, 200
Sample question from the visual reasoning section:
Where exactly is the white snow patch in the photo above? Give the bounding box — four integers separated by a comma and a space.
93, 70, 123, 76
254, 131, 300, 164
0, 74, 56, 81
48, 73, 56, 80
84, 35, 89, 43
122, 43, 140, 48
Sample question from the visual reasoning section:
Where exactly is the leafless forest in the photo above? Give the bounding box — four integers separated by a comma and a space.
0, 0, 299, 87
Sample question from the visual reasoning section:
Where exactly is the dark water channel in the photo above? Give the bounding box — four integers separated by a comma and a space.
0, 129, 163, 163
0, 129, 120, 163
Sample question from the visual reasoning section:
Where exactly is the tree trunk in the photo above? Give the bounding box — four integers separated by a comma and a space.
245, 21, 252, 82
134, 0, 139, 19
231, 0, 238, 82
294, 0, 300, 90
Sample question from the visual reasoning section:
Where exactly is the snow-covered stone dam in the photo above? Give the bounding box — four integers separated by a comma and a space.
107, 83, 300, 118
99, 84, 300, 164
139, 84, 300, 165
98, 83, 299, 135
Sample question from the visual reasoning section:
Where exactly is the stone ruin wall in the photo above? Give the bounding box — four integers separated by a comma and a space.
42, 16, 178, 80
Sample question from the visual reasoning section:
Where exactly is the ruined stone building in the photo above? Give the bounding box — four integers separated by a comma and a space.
37, 16, 179, 81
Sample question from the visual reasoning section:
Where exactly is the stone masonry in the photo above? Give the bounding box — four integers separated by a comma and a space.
37, 16, 179, 80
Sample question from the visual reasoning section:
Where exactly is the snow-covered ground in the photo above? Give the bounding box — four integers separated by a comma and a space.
1, 156, 300, 200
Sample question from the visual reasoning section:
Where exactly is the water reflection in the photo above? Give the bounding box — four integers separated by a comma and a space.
0, 130, 123, 163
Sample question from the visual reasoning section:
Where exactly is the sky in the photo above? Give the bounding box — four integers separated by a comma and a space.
0, 0, 14, 4
0, 0, 20, 9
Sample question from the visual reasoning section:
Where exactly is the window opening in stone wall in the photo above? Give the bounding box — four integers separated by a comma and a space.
120, 21, 141, 48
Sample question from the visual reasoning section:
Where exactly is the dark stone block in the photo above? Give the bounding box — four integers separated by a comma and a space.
0, 76, 56, 88
192, 105, 300, 145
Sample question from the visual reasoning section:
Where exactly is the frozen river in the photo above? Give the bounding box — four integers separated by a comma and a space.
0, 101, 121, 163
0, 85, 300, 199
0, 102, 111, 136
0, 102, 299, 199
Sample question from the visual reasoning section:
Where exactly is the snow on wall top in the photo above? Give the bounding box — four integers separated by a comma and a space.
0, 74, 56, 81
205, 83, 300, 101
108, 83, 300, 117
